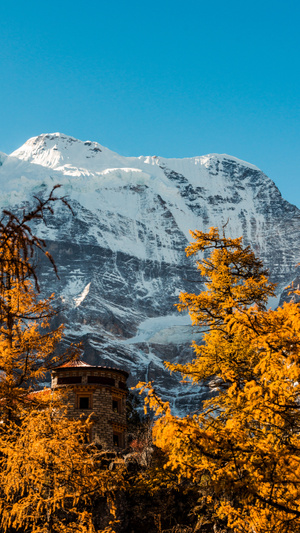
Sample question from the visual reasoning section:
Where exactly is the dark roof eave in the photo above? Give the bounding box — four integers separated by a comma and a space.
53, 365, 129, 378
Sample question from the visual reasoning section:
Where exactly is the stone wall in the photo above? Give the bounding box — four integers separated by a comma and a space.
51, 365, 128, 449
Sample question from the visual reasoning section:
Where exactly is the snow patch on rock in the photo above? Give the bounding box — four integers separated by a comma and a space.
74, 283, 91, 308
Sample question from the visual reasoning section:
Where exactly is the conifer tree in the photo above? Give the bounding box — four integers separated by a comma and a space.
0, 405, 125, 533
138, 227, 300, 533
0, 190, 125, 533
0, 187, 75, 421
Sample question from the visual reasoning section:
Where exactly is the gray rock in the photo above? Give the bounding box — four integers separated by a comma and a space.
1, 133, 299, 413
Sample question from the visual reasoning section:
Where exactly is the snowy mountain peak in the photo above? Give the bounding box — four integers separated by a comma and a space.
11, 133, 262, 179
198, 153, 260, 171
138, 152, 261, 173
1, 132, 300, 412
10, 133, 125, 175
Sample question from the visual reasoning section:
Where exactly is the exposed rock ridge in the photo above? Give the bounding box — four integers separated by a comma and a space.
0, 133, 298, 412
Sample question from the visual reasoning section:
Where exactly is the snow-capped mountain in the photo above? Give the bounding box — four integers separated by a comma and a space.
1, 132, 299, 412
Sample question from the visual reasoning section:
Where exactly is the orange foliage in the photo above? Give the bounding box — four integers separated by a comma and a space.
138, 228, 300, 533
0, 195, 125, 533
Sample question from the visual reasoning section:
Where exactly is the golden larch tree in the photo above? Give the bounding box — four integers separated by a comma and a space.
0, 190, 125, 533
138, 227, 300, 533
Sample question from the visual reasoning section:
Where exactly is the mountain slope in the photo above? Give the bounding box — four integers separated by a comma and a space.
1, 132, 299, 412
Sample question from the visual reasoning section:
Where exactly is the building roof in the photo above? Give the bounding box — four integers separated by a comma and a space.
59, 360, 92, 368
54, 359, 129, 378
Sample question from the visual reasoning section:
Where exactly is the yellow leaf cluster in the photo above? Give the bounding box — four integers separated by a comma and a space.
0, 404, 126, 533
0, 198, 126, 533
138, 227, 300, 533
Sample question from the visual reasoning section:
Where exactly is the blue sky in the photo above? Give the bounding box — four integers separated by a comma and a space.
1, 0, 299, 206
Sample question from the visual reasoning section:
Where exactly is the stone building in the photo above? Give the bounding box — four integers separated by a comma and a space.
51, 360, 129, 449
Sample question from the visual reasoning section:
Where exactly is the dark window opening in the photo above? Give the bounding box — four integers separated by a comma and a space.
113, 433, 120, 447
113, 399, 119, 413
88, 376, 115, 386
57, 376, 82, 384
79, 397, 90, 409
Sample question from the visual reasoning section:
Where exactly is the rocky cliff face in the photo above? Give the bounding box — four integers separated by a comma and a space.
1, 133, 299, 412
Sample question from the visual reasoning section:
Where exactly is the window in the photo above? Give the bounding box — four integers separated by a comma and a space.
77, 395, 92, 409
113, 432, 124, 448
79, 397, 90, 409
57, 376, 82, 384
88, 376, 115, 386
112, 398, 122, 413
113, 433, 119, 446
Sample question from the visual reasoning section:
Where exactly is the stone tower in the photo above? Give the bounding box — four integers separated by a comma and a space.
51, 360, 129, 449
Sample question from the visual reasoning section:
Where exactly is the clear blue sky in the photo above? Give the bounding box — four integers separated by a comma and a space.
1, 0, 299, 206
